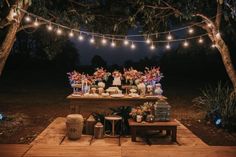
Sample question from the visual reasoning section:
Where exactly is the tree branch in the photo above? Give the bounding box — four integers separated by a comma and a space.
160, 0, 182, 16
17, 22, 47, 32
215, 2, 222, 30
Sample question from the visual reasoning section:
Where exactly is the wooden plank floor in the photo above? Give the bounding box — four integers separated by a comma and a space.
31, 117, 207, 146
0, 144, 31, 157
1, 117, 236, 157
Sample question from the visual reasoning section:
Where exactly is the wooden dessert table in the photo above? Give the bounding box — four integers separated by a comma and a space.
67, 94, 166, 113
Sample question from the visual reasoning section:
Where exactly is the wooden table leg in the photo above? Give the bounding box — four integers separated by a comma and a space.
171, 127, 177, 142
166, 129, 171, 136
131, 127, 136, 142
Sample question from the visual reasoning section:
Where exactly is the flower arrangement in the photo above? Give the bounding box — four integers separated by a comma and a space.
67, 71, 83, 85
144, 67, 164, 84
123, 68, 142, 84
93, 67, 111, 82
112, 70, 122, 78
67, 71, 94, 85
129, 102, 153, 118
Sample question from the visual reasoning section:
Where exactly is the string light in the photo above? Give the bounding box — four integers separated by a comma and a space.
216, 32, 221, 39
167, 32, 173, 40
33, 18, 39, 27
150, 42, 155, 50
111, 40, 116, 47
69, 30, 74, 37
17, 9, 215, 51
47, 23, 53, 31
211, 44, 216, 48
90, 36, 95, 44
198, 37, 203, 43
207, 23, 212, 27
78, 33, 84, 41
101, 36, 107, 45
25, 14, 31, 22
188, 27, 194, 34
146, 35, 151, 44
56, 27, 62, 35
183, 40, 189, 47
124, 37, 129, 46
131, 42, 136, 49
12, 9, 17, 17
166, 43, 171, 49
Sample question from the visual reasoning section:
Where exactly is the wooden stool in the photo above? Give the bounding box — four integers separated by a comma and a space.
104, 115, 122, 146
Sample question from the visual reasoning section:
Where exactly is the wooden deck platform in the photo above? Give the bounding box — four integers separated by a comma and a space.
1, 117, 236, 157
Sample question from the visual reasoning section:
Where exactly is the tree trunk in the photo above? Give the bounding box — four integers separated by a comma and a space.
215, 36, 236, 92
0, 3, 28, 76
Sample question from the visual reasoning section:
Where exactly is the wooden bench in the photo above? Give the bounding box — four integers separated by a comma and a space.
128, 119, 179, 142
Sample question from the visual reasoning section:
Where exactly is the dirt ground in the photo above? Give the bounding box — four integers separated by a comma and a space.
0, 74, 236, 145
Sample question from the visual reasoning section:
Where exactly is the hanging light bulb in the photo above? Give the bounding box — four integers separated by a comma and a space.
131, 42, 136, 49
33, 18, 39, 27
166, 43, 171, 49
150, 42, 155, 50
111, 40, 116, 47
167, 32, 173, 40
211, 44, 216, 48
124, 37, 129, 46
188, 27, 194, 34
101, 36, 107, 45
56, 27, 62, 35
216, 32, 221, 39
90, 36, 95, 44
207, 23, 212, 27
183, 40, 189, 47
146, 35, 151, 44
25, 14, 31, 22
12, 9, 17, 17
47, 23, 53, 31
69, 30, 74, 37
78, 33, 84, 41
198, 37, 203, 43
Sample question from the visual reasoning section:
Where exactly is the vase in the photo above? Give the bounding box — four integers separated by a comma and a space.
136, 115, 142, 123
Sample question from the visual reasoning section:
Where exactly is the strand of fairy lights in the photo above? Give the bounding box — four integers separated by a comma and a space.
18, 8, 218, 50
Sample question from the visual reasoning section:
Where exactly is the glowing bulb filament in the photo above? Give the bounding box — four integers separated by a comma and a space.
150, 43, 155, 50
167, 32, 172, 40
25, 15, 31, 22
90, 37, 95, 44
183, 40, 189, 47
47, 23, 53, 31
78, 33, 84, 41
34, 18, 39, 27
198, 37, 203, 43
131, 42, 136, 49
68, 30, 74, 37
146, 36, 151, 44
166, 43, 171, 49
56, 27, 62, 35
188, 28, 194, 34
101, 37, 107, 45
111, 40, 116, 47
124, 37, 129, 46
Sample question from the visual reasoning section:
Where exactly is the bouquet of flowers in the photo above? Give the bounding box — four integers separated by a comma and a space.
129, 102, 153, 119
112, 70, 122, 78
93, 67, 111, 82
144, 67, 163, 84
67, 71, 83, 85
123, 68, 142, 85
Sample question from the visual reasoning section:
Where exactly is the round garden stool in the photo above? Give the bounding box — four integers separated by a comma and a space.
66, 114, 84, 140
104, 115, 122, 138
